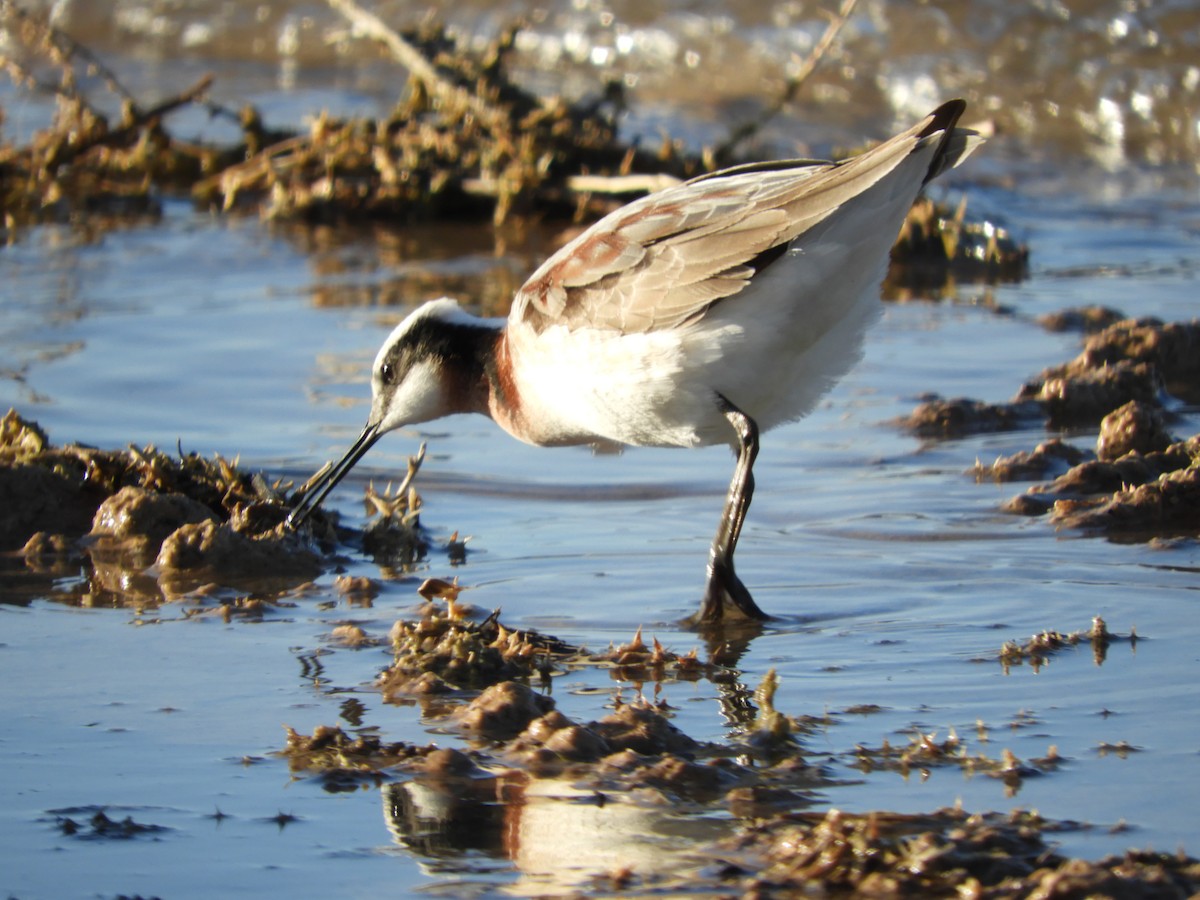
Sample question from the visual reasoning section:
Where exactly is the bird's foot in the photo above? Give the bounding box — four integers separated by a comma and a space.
690, 559, 770, 626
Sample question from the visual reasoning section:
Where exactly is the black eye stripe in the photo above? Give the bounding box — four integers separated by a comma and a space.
377, 316, 481, 388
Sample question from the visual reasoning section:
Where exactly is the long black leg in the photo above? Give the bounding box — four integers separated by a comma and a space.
696, 394, 769, 623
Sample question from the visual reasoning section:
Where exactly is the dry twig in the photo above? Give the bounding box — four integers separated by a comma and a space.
712, 0, 859, 164
326, 0, 512, 137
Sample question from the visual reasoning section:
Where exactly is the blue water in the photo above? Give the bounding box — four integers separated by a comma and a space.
2, 34, 1200, 900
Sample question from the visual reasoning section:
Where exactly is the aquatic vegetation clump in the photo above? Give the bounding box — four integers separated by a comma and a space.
0, 2, 1017, 292
710, 807, 1200, 898
379, 608, 565, 697
0, 408, 322, 602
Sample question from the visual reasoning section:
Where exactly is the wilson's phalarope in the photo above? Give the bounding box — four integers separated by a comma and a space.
288, 100, 982, 624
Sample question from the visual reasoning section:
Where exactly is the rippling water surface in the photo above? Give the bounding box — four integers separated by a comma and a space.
2, 2, 1199, 897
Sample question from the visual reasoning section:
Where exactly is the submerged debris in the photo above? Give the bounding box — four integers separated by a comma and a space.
852, 728, 1059, 796
996, 617, 1131, 672
52, 808, 170, 841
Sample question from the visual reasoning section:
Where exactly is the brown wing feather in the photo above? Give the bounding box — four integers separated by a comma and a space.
511, 101, 970, 335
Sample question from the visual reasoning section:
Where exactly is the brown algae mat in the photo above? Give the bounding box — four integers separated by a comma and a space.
905, 313, 1200, 540
279, 605, 1198, 897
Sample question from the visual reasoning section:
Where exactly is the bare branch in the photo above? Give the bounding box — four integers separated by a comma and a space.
713, 0, 859, 165
325, 0, 511, 137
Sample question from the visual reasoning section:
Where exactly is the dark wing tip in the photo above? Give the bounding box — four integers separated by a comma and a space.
918, 99, 968, 140
920, 99, 976, 185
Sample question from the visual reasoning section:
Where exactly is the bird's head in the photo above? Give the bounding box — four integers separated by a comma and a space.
287, 298, 496, 529
368, 297, 477, 434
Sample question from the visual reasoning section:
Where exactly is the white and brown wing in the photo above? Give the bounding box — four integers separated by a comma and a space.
509, 100, 978, 335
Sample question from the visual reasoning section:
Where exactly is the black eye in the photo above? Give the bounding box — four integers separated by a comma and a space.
380, 362, 396, 385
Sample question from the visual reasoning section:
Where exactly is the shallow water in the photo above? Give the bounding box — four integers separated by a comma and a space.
3, 2, 1200, 897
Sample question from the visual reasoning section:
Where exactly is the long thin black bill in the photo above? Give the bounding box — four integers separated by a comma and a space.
286, 422, 382, 529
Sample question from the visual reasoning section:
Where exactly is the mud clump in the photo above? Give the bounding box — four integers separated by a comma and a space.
1005, 435, 1200, 534
155, 518, 318, 578
904, 317, 1200, 543
1066, 317, 1200, 402
1037, 305, 1126, 334
902, 396, 1035, 439
1017, 318, 1200, 422
281, 724, 449, 792
1041, 437, 1197, 497
1096, 400, 1174, 461
0, 408, 325, 603
903, 318, 1200, 440
973, 438, 1088, 483
496, 697, 702, 768
591, 703, 699, 756
1049, 463, 1200, 536
0, 463, 96, 550
1024, 359, 1161, 427
455, 682, 559, 741
90, 485, 218, 559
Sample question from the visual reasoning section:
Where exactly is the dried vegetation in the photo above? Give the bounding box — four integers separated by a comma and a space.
0, 0, 1024, 285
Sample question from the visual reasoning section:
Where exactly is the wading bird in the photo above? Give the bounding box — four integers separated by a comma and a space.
288, 100, 982, 624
